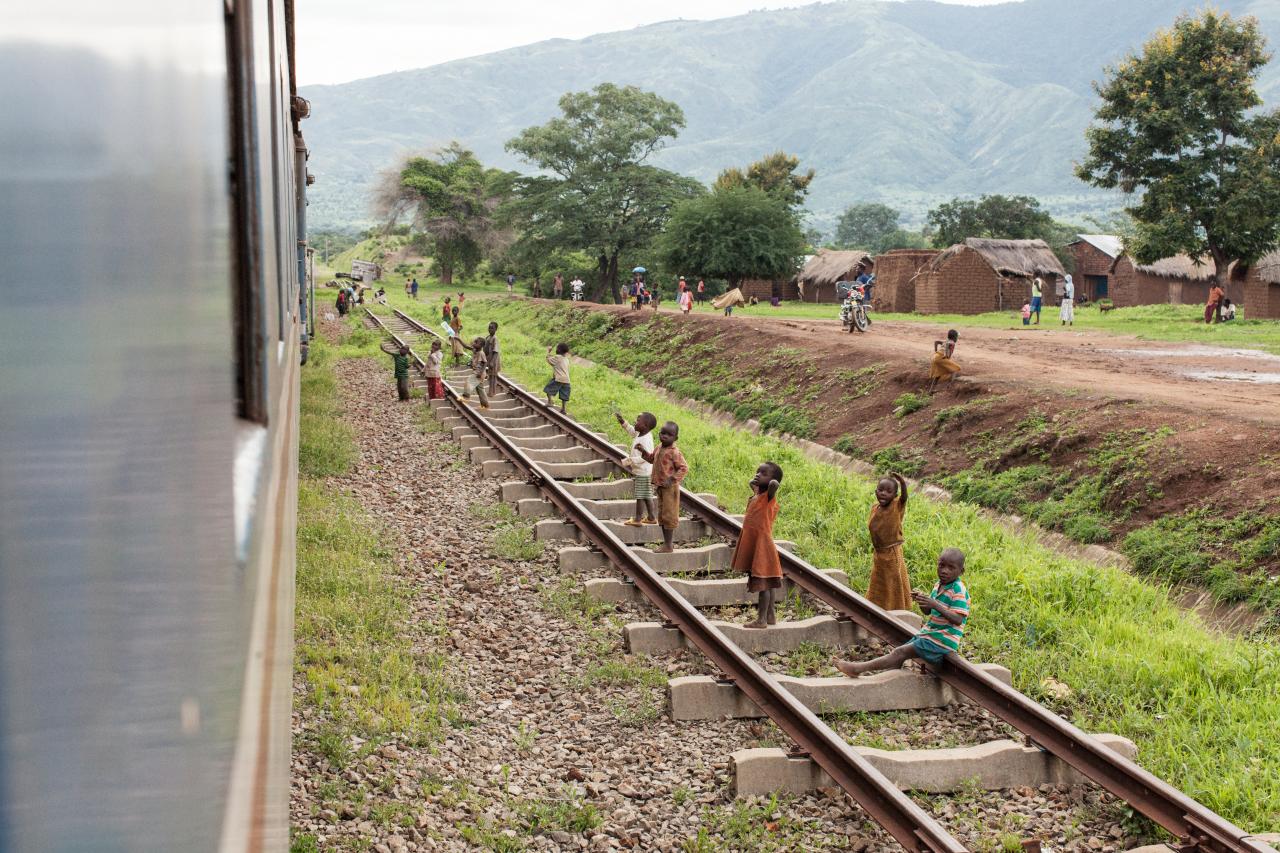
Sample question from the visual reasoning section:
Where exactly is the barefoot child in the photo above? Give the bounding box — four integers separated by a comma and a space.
732, 462, 783, 629
926, 329, 960, 394
614, 411, 657, 526
867, 473, 911, 612
449, 306, 464, 366
424, 339, 445, 399
384, 343, 411, 401
651, 422, 689, 553
836, 548, 968, 676
544, 343, 571, 413
459, 337, 490, 409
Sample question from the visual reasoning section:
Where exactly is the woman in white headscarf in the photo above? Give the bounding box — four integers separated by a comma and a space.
1060, 274, 1075, 326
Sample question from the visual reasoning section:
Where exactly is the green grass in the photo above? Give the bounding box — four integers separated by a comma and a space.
382, 293, 1280, 833
695, 299, 1280, 355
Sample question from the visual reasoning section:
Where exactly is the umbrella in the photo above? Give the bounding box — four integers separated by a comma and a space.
632, 266, 647, 274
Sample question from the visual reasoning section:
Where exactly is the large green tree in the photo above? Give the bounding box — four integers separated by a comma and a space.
713, 151, 815, 210
657, 185, 806, 289
835, 202, 903, 252
374, 143, 511, 284
504, 84, 703, 303
1076, 10, 1280, 284
926, 194, 1056, 247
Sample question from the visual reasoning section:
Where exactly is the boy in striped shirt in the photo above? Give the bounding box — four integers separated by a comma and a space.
836, 548, 969, 676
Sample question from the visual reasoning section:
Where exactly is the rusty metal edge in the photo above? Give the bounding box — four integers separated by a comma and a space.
370, 308, 968, 853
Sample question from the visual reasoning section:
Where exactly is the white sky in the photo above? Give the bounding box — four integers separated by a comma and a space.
297, 0, 1016, 86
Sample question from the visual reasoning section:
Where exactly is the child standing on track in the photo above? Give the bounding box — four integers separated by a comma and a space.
651, 421, 689, 553
544, 343, 571, 413
614, 410, 658, 526
382, 342, 411, 401
733, 462, 783, 629
836, 548, 969, 676
485, 322, 501, 397
425, 339, 445, 399
867, 473, 911, 612
449, 306, 464, 366
460, 337, 490, 409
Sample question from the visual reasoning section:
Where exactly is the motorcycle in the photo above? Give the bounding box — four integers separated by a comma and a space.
838, 278, 874, 333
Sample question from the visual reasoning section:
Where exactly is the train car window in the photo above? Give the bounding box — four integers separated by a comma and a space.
268, 0, 288, 345
225, 0, 268, 423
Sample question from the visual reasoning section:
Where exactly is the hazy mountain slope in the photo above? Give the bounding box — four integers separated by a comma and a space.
301, 0, 1280, 231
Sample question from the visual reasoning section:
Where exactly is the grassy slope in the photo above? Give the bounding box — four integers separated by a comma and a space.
699, 300, 1280, 355
386, 292, 1279, 833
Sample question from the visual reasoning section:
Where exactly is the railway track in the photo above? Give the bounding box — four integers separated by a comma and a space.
364, 305, 1274, 853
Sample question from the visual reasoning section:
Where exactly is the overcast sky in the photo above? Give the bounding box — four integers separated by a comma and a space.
297, 0, 1015, 86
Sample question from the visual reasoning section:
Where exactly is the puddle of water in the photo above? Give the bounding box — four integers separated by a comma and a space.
1102, 346, 1280, 363
1181, 369, 1280, 384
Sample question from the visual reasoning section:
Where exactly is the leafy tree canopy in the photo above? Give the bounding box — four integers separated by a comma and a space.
373, 142, 512, 283
504, 84, 701, 302
657, 185, 806, 287
714, 151, 815, 210
835, 202, 901, 252
926, 194, 1056, 247
1076, 9, 1280, 280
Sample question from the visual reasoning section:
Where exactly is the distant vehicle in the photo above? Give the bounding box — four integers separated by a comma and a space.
838, 278, 874, 333
352, 258, 381, 282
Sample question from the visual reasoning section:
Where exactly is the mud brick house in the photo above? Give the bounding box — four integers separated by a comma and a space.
1108, 254, 1242, 308
740, 277, 798, 301
915, 238, 1065, 315
870, 249, 939, 312
1067, 234, 1122, 302
793, 249, 875, 303
1239, 250, 1280, 319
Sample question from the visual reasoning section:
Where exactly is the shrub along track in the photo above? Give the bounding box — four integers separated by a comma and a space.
358, 306, 1273, 853
481, 300, 1280, 620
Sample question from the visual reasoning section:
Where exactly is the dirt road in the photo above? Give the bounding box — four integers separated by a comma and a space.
620, 304, 1280, 426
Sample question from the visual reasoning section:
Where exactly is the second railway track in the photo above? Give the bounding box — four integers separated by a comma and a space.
365, 305, 1275, 853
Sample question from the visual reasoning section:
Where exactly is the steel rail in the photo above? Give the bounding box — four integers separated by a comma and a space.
369, 308, 967, 853
386, 307, 1274, 853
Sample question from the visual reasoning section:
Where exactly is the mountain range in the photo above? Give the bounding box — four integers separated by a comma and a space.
299, 0, 1280, 233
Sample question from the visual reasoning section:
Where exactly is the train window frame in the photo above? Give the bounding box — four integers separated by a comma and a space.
225, 0, 268, 424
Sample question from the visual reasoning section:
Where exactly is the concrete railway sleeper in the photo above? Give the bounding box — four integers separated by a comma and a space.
364, 306, 1275, 853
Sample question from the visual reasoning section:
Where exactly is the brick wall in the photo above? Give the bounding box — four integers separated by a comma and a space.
872, 250, 938, 312
1070, 243, 1115, 301
916, 248, 1004, 314
740, 279, 798, 301
1242, 268, 1280, 319
1110, 258, 1170, 307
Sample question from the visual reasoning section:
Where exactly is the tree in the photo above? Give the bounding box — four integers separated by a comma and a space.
714, 151, 815, 210
656, 185, 806, 290
926, 194, 1056, 247
373, 143, 511, 284
504, 84, 703, 302
1076, 9, 1280, 284
835, 203, 901, 251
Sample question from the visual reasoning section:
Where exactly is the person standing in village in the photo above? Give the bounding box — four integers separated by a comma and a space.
615, 410, 658, 526
926, 329, 960, 394
424, 338, 445, 400
532, 276, 542, 298
543, 343, 571, 412
484, 321, 501, 397
678, 284, 693, 315
696, 278, 706, 307
506, 273, 515, 296
732, 462, 783, 629
405, 278, 412, 297
1059, 274, 1075, 326
449, 305, 465, 366
459, 337, 490, 409
1205, 282, 1225, 324
651, 421, 689, 553
867, 473, 911, 612
441, 296, 452, 324
553, 273, 564, 299
410, 277, 419, 300
1030, 276, 1043, 324
383, 342, 411, 401
335, 288, 348, 317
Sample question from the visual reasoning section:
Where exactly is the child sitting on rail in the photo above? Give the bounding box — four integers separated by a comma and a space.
733, 462, 783, 628
459, 337, 490, 409
836, 548, 969, 676
614, 410, 658, 526
544, 343, 572, 413
425, 339, 445, 400
651, 421, 689, 553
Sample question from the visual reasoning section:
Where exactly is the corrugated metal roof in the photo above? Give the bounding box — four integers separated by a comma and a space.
1074, 234, 1123, 258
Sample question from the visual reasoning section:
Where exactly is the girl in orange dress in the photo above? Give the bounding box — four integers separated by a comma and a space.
732, 462, 783, 628
867, 472, 912, 612
927, 329, 960, 393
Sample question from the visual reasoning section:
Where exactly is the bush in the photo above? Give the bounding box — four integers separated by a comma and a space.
893, 392, 929, 417
870, 444, 924, 478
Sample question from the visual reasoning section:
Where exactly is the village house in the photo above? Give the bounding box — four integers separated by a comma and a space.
915, 238, 1065, 315
1108, 254, 1243, 308
1067, 234, 1122, 302
792, 249, 875, 303
870, 249, 939, 313
739, 277, 799, 302
1239, 250, 1280, 319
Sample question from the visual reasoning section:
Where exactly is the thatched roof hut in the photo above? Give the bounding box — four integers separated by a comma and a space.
926, 238, 1065, 278
1113, 254, 1226, 281
916, 238, 1064, 315
1241, 249, 1280, 319
794, 249, 874, 303
1108, 252, 1239, 307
